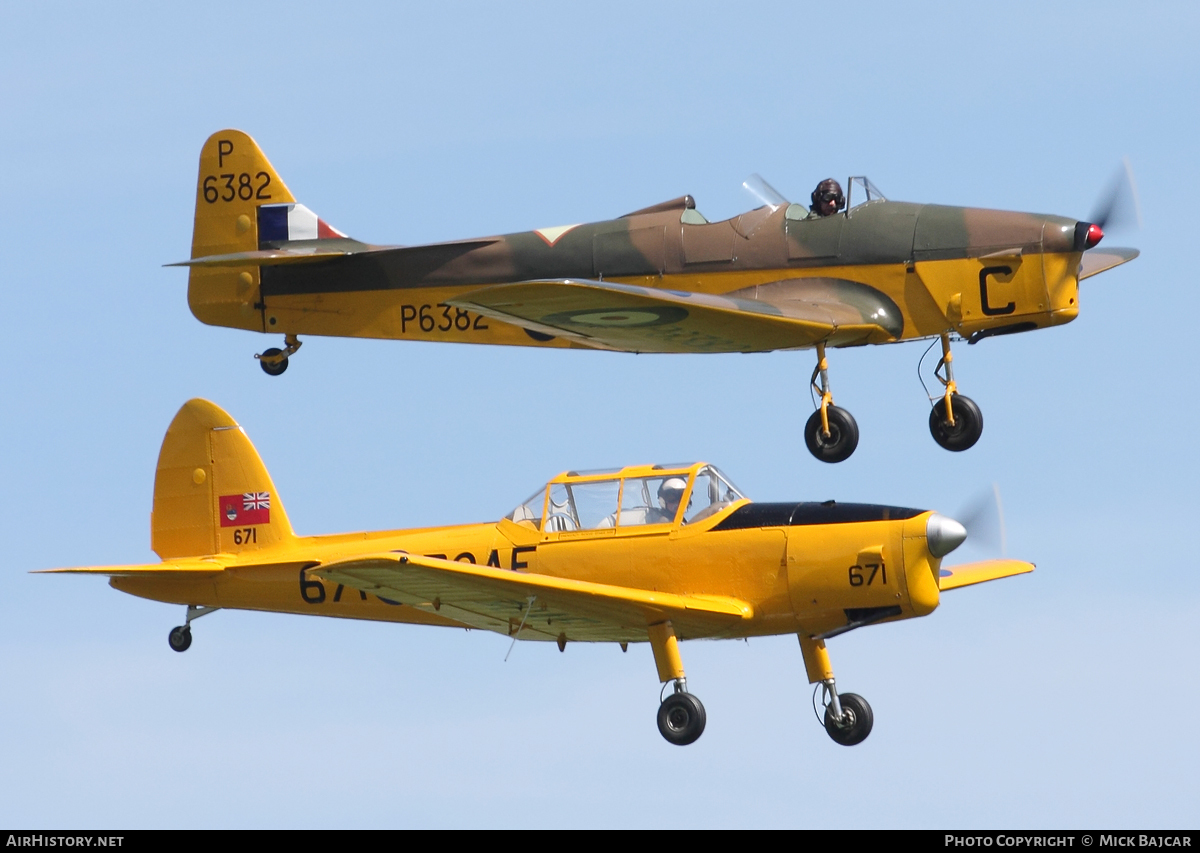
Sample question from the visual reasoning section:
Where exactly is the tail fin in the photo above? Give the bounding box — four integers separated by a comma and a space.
151, 399, 295, 559
185, 130, 349, 332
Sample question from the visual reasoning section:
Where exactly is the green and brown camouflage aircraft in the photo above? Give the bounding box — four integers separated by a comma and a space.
176, 130, 1138, 462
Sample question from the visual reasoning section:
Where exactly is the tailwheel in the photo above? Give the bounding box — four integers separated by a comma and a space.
929, 393, 983, 452
168, 626, 192, 653
255, 334, 302, 377
804, 406, 859, 463
822, 691, 873, 746
168, 605, 218, 653
657, 690, 707, 746
805, 342, 859, 463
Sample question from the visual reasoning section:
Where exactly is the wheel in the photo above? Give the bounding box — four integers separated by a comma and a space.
168, 625, 192, 653
657, 692, 707, 746
803, 406, 859, 463
259, 347, 288, 376
823, 692, 873, 746
929, 393, 983, 452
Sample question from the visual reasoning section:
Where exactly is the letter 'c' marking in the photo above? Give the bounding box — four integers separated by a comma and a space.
979, 265, 1016, 316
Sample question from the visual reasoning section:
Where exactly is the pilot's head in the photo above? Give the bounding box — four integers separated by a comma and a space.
658, 478, 688, 519
811, 178, 845, 217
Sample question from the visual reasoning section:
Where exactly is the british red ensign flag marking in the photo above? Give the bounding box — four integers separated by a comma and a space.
219, 492, 270, 526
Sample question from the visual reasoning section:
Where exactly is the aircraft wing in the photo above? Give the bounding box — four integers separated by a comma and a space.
447, 278, 898, 353
314, 552, 754, 643
938, 559, 1035, 591
1079, 247, 1139, 280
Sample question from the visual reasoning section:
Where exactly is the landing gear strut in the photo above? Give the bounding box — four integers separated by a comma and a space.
649, 621, 706, 745
928, 332, 983, 452
256, 334, 302, 376
167, 605, 219, 653
804, 342, 859, 463
799, 634, 873, 746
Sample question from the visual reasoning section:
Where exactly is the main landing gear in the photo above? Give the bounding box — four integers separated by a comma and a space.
927, 332, 983, 452
255, 334, 302, 376
804, 342, 860, 464
802, 333, 986, 462
167, 605, 219, 653
800, 634, 874, 746
649, 621, 706, 745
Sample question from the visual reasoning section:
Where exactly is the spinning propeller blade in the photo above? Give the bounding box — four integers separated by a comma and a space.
956, 483, 1007, 558
1088, 157, 1143, 233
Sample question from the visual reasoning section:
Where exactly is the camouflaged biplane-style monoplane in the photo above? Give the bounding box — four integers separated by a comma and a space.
175, 130, 1138, 462
42, 399, 1033, 746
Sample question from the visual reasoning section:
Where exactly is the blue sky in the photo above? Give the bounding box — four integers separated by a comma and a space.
1, 1, 1197, 828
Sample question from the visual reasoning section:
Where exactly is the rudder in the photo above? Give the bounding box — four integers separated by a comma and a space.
151, 399, 295, 559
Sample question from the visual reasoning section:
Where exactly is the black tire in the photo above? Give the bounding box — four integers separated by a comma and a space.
259, 347, 288, 376
803, 406, 859, 463
823, 692, 873, 746
657, 692, 707, 746
168, 625, 192, 653
929, 393, 983, 452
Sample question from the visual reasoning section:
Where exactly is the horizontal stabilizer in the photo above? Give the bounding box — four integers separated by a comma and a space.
938, 559, 1034, 591
1079, 247, 1139, 280
315, 552, 753, 642
36, 559, 227, 577
449, 278, 895, 354
169, 247, 358, 268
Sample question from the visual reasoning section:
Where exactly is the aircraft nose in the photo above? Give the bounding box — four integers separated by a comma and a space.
926, 513, 967, 557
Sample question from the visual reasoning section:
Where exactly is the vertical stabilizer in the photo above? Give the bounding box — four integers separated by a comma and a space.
151, 399, 295, 559
187, 130, 296, 331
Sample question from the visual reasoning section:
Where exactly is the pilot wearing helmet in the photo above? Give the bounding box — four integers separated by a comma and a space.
649, 478, 689, 524
807, 178, 846, 219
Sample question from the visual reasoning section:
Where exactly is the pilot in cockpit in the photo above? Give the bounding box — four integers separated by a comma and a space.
650, 478, 689, 524
807, 178, 846, 219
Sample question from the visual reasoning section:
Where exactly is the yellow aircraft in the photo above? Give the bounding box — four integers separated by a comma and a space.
175, 130, 1139, 462
43, 399, 1034, 746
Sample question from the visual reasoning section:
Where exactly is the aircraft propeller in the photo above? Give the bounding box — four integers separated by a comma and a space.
1088, 157, 1143, 235
955, 483, 1007, 558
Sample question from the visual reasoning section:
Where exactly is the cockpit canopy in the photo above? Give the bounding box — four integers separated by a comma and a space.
679, 175, 888, 225
505, 463, 746, 532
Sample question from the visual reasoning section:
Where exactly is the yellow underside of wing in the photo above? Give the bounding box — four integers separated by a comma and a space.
314, 552, 754, 643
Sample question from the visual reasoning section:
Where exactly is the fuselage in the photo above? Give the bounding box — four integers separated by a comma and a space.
190, 196, 1086, 351
111, 498, 945, 643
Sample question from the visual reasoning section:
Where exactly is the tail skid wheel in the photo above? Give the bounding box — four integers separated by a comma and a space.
657, 692, 707, 746
823, 692, 873, 746
258, 347, 288, 377
804, 406, 859, 463
168, 626, 192, 653
929, 394, 983, 452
